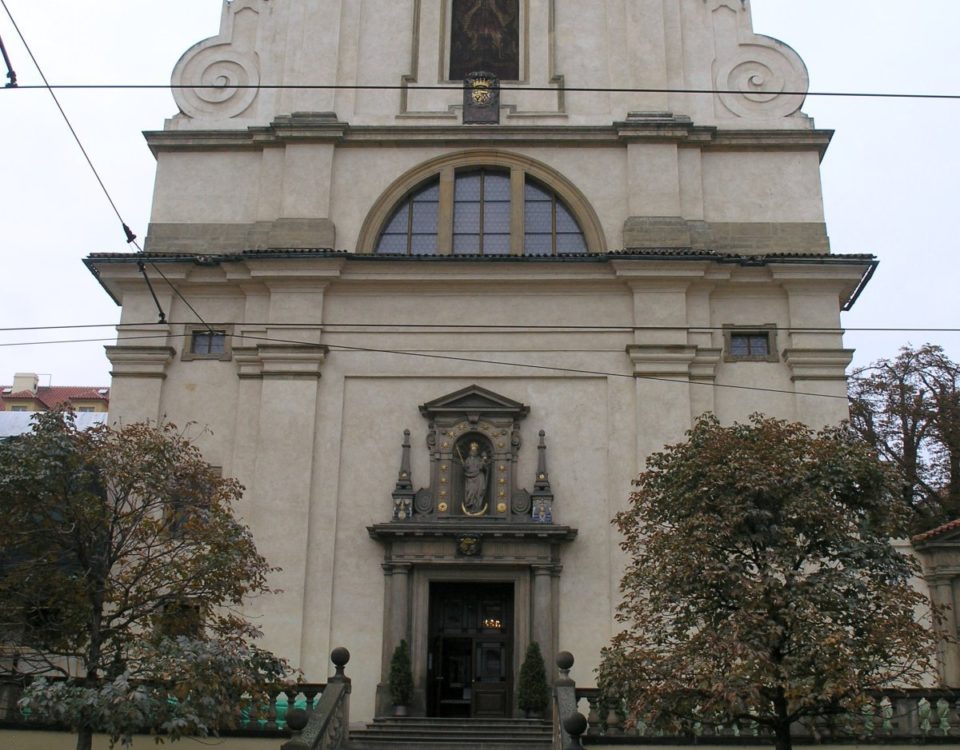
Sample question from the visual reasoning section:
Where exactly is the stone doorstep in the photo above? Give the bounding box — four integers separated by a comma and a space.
350, 744, 551, 750
348, 716, 553, 748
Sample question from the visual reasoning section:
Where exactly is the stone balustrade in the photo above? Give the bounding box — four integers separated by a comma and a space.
553, 653, 960, 747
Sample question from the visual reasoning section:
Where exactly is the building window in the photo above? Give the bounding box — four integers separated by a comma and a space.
374, 168, 587, 256
192, 331, 225, 355
723, 324, 779, 362
181, 325, 233, 362
524, 180, 587, 255
449, 0, 520, 81
453, 169, 512, 255
77, 407, 95, 413
155, 598, 203, 638
376, 181, 440, 255
10, 405, 28, 412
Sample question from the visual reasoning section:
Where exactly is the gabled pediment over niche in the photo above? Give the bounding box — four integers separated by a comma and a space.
419, 384, 529, 422
389, 385, 553, 524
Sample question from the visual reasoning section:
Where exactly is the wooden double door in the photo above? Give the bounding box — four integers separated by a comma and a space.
427, 582, 513, 718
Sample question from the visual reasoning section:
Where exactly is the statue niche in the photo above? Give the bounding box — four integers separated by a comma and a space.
454, 434, 493, 516
389, 385, 554, 524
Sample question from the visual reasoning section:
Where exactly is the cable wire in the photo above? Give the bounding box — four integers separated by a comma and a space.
0, 0, 135, 242
2, 82, 960, 101
0, 329, 851, 401
0, 1, 218, 335
0, 6, 949, 405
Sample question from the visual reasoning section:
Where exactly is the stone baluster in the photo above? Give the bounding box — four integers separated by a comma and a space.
586, 694, 601, 731
605, 701, 622, 736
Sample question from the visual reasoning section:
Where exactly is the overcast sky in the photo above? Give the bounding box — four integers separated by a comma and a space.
1, 1, 957, 388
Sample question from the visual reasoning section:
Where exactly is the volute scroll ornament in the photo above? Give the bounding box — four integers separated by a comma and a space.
709, 0, 809, 119
171, 0, 266, 120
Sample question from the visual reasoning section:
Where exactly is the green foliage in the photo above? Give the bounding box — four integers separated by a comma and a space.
388, 640, 413, 707
849, 344, 960, 530
0, 412, 292, 748
517, 641, 549, 713
598, 414, 939, 750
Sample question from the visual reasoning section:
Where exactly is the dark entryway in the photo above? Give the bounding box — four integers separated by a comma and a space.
428, 581, 513, 718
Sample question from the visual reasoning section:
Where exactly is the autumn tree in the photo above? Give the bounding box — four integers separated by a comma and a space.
0, 412, 291, 750
849, 344, 960, 530
598, 414, 938, 750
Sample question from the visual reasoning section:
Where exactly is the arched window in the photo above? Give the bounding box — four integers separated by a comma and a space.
373, 166, 591, 256
376, 181, 441, 255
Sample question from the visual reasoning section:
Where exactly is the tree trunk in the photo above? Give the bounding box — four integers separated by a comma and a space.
772, 689, 793, 750
76, 728, 93, 750
772, 721, 792, 750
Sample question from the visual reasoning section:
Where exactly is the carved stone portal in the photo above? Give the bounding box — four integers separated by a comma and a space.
390, 385, 554, 523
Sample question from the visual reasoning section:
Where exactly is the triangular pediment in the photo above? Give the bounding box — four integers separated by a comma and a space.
419, 385, 529, 420
914, 519, 960, 549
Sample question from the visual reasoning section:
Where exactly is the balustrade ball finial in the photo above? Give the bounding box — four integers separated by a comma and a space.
286, 708, 308, 731
564, 712, 588, 748
331, 647, 350, 678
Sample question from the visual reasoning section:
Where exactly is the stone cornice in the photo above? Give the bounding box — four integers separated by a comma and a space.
105, 345, 176, 379
86, 251, 877, 311
145, 116, 833, 157
234, 343, 328, 380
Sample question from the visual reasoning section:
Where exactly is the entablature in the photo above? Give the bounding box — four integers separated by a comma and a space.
145, 115, 833, 158
86, 250, 877, 311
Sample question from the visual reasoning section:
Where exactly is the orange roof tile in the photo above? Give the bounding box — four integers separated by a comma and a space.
1, 385, 109, 411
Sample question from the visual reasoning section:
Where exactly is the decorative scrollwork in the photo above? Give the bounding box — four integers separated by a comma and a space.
512, 488, 532, 515
414, 488, 434, 515
716, 43, 807, 118
173, 47, 260, 120
170, 2, 263, 120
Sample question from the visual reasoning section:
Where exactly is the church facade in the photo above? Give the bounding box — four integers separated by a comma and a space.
88, 0, 894, 721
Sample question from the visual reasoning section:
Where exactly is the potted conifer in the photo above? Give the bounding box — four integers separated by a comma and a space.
388, 639, 414, 716
517, 641, 550, 718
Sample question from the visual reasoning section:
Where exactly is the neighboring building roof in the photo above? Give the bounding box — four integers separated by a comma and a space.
1, 384, 110, 411
0, 411, 108, 438
1, 385, 110, 408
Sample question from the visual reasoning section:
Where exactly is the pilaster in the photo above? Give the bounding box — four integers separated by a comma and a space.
532, 564, 556, 678
104, 344, 176, 424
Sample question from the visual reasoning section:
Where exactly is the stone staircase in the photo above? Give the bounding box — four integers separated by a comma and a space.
348, 716, 554, 750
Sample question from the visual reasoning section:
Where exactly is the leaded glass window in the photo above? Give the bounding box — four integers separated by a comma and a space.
375, 180, 441, 255
453, 170, 511, 256
524, 180, 587, 255
374, 167, 588, 256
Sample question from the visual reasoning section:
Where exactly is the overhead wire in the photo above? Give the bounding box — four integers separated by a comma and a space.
0, 328, 853, 402
1, 5, 953, 407
0, 0, 216, 333
1, 82, 959, 101
0, 0, 133, 242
